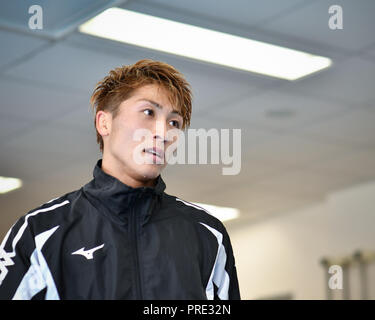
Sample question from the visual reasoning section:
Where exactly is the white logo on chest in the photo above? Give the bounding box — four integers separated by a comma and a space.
71, 244, 105, 260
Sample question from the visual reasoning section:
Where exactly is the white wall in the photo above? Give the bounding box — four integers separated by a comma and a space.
227, 180, 375, 300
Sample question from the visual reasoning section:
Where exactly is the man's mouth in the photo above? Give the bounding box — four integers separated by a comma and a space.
143, 147, 164, 161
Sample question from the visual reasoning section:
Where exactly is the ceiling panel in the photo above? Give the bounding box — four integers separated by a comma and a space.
0, 113, 33, 139
0, 0, 126, 39
183, 69, 261, 116
1, 122, 100, 164
273, 57, 375, 106
240, 132, 350, 168
362, 43, 375, 61
53, 101, 93, 131
3, 43, 134, 93
188, 112, 271, 131
261, 0, 375, 53
0, 29, 47, 70
0, 76, 88, 122
305, 147, 375, 182
213, 86, 349, 132
300, 107, 375, 149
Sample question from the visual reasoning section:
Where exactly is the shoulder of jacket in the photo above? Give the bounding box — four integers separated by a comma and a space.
164, 194, 225, 231
34, 188, 80, 210
19, 188, 81, 229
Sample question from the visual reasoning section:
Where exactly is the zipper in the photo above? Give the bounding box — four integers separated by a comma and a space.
130, 193, 143, 299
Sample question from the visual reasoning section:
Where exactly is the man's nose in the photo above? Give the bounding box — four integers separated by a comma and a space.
152, 120, 168, 144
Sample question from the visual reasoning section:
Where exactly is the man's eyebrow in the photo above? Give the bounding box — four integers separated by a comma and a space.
137, 99, 182, 117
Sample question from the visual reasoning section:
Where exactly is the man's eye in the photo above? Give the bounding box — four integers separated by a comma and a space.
143, 109, 154, 116
170, 120, 180, 128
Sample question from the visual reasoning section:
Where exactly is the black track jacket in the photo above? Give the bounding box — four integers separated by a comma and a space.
0, 159, 240, 300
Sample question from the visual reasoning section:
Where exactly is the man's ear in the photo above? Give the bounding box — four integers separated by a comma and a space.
96, 110, 112, 137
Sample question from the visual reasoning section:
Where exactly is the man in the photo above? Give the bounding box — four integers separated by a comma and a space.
0, 59, 241, 300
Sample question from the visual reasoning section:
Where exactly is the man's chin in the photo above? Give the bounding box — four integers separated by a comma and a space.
136, 165, 164, 181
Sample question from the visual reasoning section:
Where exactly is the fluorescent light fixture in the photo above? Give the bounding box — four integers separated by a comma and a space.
0, 176, 22, 194
79, 7, 332, 80
193, 202, 240, 222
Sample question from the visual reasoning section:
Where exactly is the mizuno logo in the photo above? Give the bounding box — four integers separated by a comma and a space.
71, 244, 104, 260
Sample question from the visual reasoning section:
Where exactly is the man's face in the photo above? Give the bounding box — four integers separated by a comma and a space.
99, 84, 183, 183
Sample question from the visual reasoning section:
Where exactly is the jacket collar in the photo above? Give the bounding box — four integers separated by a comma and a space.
83, 159, 166, 219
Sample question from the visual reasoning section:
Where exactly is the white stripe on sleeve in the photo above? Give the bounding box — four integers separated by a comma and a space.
12, 226, 60, 300
0, 200, 69, 286
199, 222, 230, 300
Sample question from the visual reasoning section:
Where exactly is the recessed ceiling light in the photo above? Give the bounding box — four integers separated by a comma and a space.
0, 176, 22, 194
79, 7, 332, 80
265, 109, 296, 118
193, 202, 240, 222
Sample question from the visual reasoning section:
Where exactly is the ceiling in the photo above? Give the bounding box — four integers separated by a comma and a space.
1, 0, 374, 236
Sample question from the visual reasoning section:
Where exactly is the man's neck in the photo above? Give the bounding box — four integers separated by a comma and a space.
101, 155, 156, 189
